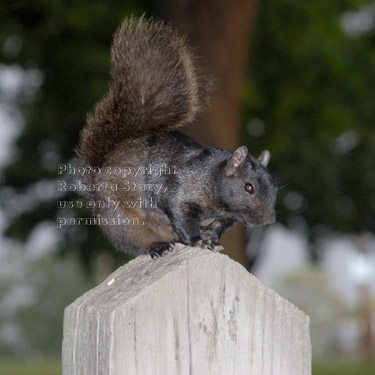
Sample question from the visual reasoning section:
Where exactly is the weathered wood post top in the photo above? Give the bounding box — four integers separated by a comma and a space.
63, 244, 311, 374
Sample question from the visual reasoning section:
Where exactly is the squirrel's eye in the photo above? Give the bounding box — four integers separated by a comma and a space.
245, 183, 254, 194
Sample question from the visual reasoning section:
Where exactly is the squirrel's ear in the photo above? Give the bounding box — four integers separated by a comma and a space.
258, 150, 271, 168
225, 146, 248, 177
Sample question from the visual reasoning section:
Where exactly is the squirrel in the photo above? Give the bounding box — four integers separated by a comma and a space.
75, 17, 277, 259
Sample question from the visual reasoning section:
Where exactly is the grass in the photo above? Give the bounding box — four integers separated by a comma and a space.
312, 359, 375, 375
0, 358, 374, 374
0, 359, 61, 375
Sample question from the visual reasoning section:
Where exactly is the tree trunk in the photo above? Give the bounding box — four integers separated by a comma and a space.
159, 0, 259, 268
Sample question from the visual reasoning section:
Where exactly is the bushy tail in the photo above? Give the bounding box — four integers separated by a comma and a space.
78, 16, 207, 167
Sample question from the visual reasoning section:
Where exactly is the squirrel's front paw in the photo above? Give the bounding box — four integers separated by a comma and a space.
211, 244, 224, 252
193, 239, 223, 252
149, 242, 174, 259
193, 238, 209, 249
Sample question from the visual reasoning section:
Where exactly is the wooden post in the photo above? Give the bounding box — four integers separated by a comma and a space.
62, 244, 311, 374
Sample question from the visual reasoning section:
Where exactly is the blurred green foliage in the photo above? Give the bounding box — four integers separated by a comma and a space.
245, 0, 375, 251
0, 0, 155, 268
0, 0, 374, 265
0, 248, 96, 358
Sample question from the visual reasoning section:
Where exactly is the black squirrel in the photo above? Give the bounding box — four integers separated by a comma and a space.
75, 17, 277, 259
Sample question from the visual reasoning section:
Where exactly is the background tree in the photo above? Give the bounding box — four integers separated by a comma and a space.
159, 0, 258, 267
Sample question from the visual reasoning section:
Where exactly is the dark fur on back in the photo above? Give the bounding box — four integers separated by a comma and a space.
78, 17, 208, 167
